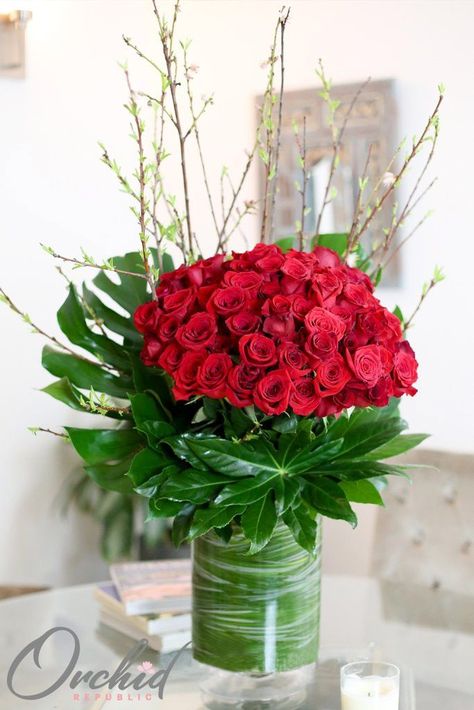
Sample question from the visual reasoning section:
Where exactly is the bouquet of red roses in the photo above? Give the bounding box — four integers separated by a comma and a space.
135, 243, 417, 419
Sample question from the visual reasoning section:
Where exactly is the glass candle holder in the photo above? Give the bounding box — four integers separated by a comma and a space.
341, 661, 400, 709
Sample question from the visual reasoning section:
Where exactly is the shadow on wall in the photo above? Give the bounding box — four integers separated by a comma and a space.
5, 440, 108, 587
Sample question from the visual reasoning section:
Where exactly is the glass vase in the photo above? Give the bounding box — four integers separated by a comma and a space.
192, 520, 321, 708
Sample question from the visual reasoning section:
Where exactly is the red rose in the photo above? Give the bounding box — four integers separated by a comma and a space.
253, 245, 285, 272
393, 342, 418, 390
279, 342, 312, 375
140, 336, 162, 366
197, 353, 232, 398
290, 377, 321, 415
255, 252, 285, 272
157, 314, 180, 343
196, 284, 219, 308
176, 313, 217, 350
315, 397, 341, 417
290, 295, 314, 320
134, 302, 161, 335
305, 331, 338, 361
254, 369, 292, 415
227, 364, 261, 407
226, 311, 261, 336
282, 255, 312, 281
262, 295, 292, 317
263, 315, 295, 340
239, 333, 277, 368
343, 282, 371, 307
280, 275, 307, 296
173, 350, 206, 400
158, 342, 184, 374
209, 286, 246, 316
312, 246, 340, 268
317, 354, 351, 395
162, 287, 196, 319
304, 306, 346, 340
368, 375, 394, 407
188, 254, 225, 287
350, 344, 385, 387
259, 273, 281, 297
312, 268, 344, 305
224, 270, 263, 298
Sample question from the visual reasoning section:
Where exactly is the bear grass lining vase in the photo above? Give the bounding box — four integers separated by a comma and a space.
193, 521, 322, 708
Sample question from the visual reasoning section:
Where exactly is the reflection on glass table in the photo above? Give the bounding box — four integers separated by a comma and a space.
0, 575, 472, 709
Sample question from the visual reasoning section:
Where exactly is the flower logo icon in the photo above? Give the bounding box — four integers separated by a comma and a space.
137, 661, 155, 675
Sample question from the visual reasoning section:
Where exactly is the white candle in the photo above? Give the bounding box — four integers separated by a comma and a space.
341, 673, 399, 710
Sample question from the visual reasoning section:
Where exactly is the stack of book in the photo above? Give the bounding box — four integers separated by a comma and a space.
94, 559, 192, 653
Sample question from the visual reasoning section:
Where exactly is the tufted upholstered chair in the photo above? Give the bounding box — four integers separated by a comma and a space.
371, 449, 473, 596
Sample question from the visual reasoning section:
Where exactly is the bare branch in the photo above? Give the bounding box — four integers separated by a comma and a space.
346, 143, 374, 256
182, 44, 220, 239
0, 287, 115, 371
152, 0, 194, 259
315, 70, 370, 240
259, 17, 280, 244
352, 93, 443, 245
268, 7, 290, 241
123, 68, 156, 296
29, 427, 70, 439
41, 245, 148, 280
294, 116, 308, 250
404, 266, 445, 331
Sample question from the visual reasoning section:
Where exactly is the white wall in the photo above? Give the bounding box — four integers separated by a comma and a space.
1, 0, 473, 586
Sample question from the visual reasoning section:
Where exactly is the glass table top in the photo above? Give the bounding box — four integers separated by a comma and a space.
0, 574, 472, 709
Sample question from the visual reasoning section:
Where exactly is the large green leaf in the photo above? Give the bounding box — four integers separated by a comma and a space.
287, 438, 345, 474
66, 427, 142, 465
92, 252, 151, 315
303, 479, 357, 526
127, 447, 169, 487
130, 393, 174, 444
41, 377, 128, 420
334, 419, 407, 460
214, 470, 281, 506
42, 346, 132, 398
274, 236, 295, 253
85, 458, 135, 494
41, 377, 85, 413
129, 356, 175, 419
57, 286, 130, 370
159, 469, 232, 504
339, 479, 384, 505
172, 504, 196, 546
241, 492, 277, 554
148, 497, 184, 519
182, 436, 283, 478
188, 505, 245, 539
364, 433, 429, 460
314, 460, 409, 481
278, 477, 301, 514
311, 233, 348, 256
82, 285, 141, 343
283, 503, 318, 554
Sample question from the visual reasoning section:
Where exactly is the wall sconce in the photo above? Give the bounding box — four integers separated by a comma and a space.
0, 9, 32, 78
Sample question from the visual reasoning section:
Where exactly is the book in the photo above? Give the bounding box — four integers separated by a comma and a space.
94, 583, 191, 635
98, 611, 191, 654
110, 559, 192, 615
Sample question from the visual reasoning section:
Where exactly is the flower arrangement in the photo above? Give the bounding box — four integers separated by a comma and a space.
1, 1, 443, 562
